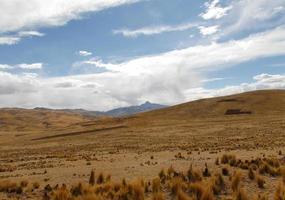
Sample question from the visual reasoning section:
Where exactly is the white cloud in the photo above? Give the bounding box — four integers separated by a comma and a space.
199, 25, 219, 36
201, 77, 227, 83
0, 64, 13, 70
0, 27, 284, 110
0, 36, 20, 45
0, 63, 43, 70
200, 0, 233, 20
220, 0, 285, 37
0, 71, 38, 95
78, 50, 93, 57
83, 59, 118, 69
0, 31, 44, 45
113, 22, 197, 37
18, 31, 45, 37
17, 63, 43, 70
0, 0, 143, 45
0, 0, 143, 34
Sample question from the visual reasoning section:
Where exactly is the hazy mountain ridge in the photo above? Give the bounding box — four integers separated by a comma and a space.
33, 101, 167, 117
104, 101, 167, 117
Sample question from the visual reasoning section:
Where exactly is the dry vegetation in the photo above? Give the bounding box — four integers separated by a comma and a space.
0, 90, 285, 199
1, 154, 285, 199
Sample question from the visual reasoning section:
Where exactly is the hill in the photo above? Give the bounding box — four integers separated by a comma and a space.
0, 108, 91, 132
135, 89, 285, 120
0, 90, 284, 133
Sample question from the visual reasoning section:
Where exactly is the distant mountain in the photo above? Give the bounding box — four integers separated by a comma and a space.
34, 107, 102, 117
33, 101, 167, 117
104, 101, 167, 117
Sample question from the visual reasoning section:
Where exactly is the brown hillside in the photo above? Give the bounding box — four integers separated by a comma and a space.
134, 89, 285, 120
0, 108, 92, 132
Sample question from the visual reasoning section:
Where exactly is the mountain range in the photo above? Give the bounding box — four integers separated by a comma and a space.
34, 101, 167, 117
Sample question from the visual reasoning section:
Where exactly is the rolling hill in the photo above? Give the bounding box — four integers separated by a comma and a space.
135, 89, 285, 120
0, 90, 284, 133
0, 108, 91, 132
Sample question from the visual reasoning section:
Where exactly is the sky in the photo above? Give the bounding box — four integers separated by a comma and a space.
0, 0, 284, 111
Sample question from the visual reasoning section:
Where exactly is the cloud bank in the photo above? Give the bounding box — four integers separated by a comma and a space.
0, 26, 285, 110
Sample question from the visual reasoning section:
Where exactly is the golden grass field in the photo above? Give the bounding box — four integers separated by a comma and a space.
0, 90, 285, 200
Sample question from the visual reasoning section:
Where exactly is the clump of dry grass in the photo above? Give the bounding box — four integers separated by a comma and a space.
256, 175, 265, 189
211, 173, 225, 195
97, 173, 105, 184
203, 163, 211, 177
0, 180, 22, 194
177, 189, 193, 200
106, 174, 111, 182
131, 180, 145, 200
234, 188, 249, 200
168, 165, 176, 178
248, 167, 255, 180
20, 180, 28, 188
187, 165, 202, 183
89, 170, 95, 186
231, 171, 242, 192
152, 192, 165, 200
71, 182, 83, 197
215, 158, 219, 165
158, 169, 166, 183
200, 186, 215, 200
222, 167, 229, 176
274, 183, 285, 200
189, 182, 204, 200
170, 177, 186, 195
152, 177, 161, 193
259, 161, 279, 177
280, 167, 285, 184
254, 194, 268, 200
52, 185, 70, 200
221, 154, 237, 166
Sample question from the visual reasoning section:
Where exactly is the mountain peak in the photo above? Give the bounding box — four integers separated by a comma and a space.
142, 101, 152, 106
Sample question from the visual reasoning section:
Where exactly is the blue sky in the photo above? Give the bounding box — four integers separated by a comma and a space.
0, 0, 284, 110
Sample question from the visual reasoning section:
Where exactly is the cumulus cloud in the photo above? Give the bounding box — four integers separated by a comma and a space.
113, 22, 197, 37
0, 72, 38, 95
199, 25, 219, 36
78, 50, 93, 57
0, 0, 143, 34
200, 0, 233, 20
0, 27, 285, 110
